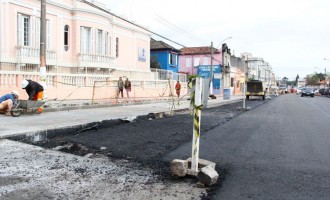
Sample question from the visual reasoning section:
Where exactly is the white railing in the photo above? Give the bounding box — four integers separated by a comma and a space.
0, 73, 17, 86
150, 68, 187, 82
78, 53, 115, 68
16, 46, 57, 65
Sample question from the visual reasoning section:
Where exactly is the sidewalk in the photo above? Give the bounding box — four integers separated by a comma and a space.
0, 95, 244, 139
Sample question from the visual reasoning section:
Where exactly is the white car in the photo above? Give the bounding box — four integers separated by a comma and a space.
296, 87, 304, 95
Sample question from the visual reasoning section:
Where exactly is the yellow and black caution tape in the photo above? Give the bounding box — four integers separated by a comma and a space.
193, 104, 203, 156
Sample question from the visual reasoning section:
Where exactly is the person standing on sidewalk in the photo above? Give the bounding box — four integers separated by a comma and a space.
124, 78, 132, 98
118, 77, 124, 98
175, 80, 181, 98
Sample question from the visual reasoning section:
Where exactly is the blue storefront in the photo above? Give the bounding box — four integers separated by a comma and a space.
197, 65, 222, 94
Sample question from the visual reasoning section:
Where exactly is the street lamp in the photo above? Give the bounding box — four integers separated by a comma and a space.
324, 58, 329, 75
216, 37, 233, 49
324, 58, 329, 86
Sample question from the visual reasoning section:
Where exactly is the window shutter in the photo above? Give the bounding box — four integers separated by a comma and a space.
47, 20, 51, 49
102, 30, 106, 54
36, 18, 40, 48
31, 16, 35, 47
80, 27, 84, 53
95, 29, 99, 54
91, 28, 95, 53
17, 14, 22, 45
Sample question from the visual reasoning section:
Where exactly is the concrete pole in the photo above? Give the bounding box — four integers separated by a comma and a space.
243, 56, 248, 109
191, 77, 202, 173
210, 42, 213, 95
40, 0, 47, 99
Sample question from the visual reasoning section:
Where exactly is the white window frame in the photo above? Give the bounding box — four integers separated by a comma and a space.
17, 14, 31, 46
169, 53, 177, 65
64, 25, 69, 51
105, 32, 109, 55
35, 18, 51, 49
96, 29, 103, 54
186, 57, 192, 68
80, 26, 92, 53
36, 17, 40, 48
46, 20, 51, 50
203, 57, 209, 65
194, 58, 200, 67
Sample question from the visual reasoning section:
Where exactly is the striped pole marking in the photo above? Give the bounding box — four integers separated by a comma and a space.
193, 106, 202, 156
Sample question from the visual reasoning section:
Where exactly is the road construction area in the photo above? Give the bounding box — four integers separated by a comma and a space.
0, 96, 268, 199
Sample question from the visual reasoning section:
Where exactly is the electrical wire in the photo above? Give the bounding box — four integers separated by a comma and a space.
153, 14, 206, 46
79, 0, 187, 47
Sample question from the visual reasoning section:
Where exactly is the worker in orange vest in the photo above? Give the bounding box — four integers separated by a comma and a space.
175, 80, 181, 98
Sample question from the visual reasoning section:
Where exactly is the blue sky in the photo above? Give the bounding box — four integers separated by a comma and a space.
97, 0, 330, 80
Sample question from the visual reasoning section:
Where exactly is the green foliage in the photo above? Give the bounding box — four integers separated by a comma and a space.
305, 74, 320, 86
286, 81, 297, 86
282, 77, 289, 83
188, 75, 198, 82
314, 72, 326, 81
150, 56, 161, 69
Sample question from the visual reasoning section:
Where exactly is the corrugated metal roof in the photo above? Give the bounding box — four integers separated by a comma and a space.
150, 38, 180, 51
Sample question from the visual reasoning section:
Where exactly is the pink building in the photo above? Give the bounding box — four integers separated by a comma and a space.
0, 0, 185, 100
179, 47, 222, 75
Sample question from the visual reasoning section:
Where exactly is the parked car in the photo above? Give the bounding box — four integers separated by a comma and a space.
301, 88, 315, 97
324, 87, 330, 97
319, 88, 326, 95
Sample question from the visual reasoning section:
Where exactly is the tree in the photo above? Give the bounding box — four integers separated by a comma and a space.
282, 77, 289, 83
295, 74, 299, 83
150, 56, 161, 69
314, 72, 326, 81
305, 74, 320, 86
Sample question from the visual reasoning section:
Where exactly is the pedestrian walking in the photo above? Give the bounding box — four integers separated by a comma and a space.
124, 78, 132, 98
21, 79, 44, 113
118, 77, 124, 98
175, 80, 181, 98
0, 91, 19, 114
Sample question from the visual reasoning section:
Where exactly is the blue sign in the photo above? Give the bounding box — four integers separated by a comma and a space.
197, 65, 222, 94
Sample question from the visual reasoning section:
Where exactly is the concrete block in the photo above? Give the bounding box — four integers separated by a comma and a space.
170, 159, 188, 177
186, 158, 216, 169
197, 165, 219, 186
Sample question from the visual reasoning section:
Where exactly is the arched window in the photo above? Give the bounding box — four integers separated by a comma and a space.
64, 25, 69, 51
116, 37, 119, 57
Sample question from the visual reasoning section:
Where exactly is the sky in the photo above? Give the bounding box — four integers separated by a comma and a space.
96, 0, 330, 80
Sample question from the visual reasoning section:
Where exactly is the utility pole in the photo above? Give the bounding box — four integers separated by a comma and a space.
221, 44, 225, 96
40, 0, 47, 99
210, 41, 214, 95
243, 56, 248, 109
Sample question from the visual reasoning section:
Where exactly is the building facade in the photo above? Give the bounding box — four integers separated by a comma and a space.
0, 0, 185, 100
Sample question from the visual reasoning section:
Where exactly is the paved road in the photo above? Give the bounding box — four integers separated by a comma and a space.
164, 94, 330, 199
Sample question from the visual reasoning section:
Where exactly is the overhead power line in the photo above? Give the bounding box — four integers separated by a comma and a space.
79, 0, 186, 47
154, 14, 206, 45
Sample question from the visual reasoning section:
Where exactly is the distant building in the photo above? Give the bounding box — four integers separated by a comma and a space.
150, 38, 180, 73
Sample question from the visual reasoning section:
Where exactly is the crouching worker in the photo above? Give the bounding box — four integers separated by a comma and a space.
21, 79, 44, 113
0, 91, 19, 114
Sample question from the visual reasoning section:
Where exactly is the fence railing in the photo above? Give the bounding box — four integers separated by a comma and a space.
78, 53, 115, 68
0, 69, 188, 101
151, 68, 187, 82
16, 46, 57, 65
